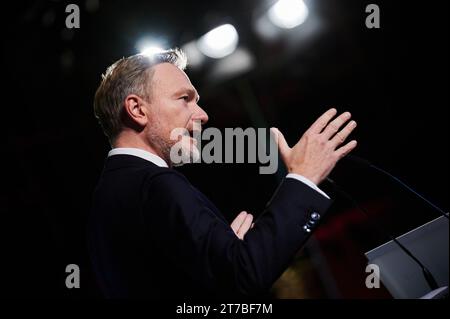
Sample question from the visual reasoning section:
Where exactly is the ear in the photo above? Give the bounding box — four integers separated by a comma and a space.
123, 94, 148, 128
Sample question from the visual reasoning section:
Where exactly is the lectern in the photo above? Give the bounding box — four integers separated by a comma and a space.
365, 215, 449, 299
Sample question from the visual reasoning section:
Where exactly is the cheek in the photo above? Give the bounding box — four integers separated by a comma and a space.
167, 107, 192, 129
150, 100, 191, 135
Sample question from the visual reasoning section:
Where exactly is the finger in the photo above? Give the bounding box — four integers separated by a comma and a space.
231, 211, 247, 234
334, 140, 358, 159
237, 214, 253, 239
307, 108, 338, 134
271, 128, 290, 162
321, 111, 352, 140
330, 120, 357, 148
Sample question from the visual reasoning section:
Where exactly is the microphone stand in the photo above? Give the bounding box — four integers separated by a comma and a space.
346, 155, 449, 220
326, 177, 439, 291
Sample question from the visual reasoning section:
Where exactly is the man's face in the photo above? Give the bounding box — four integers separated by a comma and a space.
144, 63, 208, 165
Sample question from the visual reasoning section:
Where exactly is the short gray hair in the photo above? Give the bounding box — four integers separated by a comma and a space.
93, 48, 187, 143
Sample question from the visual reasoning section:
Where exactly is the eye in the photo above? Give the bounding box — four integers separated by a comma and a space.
180, 96, 189, 101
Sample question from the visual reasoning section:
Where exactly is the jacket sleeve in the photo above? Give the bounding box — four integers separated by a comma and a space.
142, 171, 332, 296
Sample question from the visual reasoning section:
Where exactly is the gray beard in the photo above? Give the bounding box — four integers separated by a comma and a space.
148, 129, 174, 167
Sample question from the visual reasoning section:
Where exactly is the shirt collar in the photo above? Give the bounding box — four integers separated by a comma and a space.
108, 148, 168, 168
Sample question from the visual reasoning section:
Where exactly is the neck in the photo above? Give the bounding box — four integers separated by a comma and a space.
113, 133, 170, 166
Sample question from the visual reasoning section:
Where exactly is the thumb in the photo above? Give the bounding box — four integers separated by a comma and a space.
271, 127, 290, 161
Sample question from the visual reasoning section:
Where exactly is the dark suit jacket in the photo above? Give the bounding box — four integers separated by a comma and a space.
88, 154, 332, 298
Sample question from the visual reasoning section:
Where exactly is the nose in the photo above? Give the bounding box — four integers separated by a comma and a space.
193, 104, 209, 125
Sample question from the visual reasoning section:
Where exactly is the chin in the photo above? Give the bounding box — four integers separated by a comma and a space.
171, 139, 200, 166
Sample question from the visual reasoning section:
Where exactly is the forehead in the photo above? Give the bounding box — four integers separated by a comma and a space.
151, 63, 193, 92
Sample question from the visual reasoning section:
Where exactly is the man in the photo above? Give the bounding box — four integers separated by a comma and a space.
88, 49, 357, 298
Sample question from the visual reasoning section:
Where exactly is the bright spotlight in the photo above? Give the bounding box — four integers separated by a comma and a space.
182, 41, 205, 69
197, 24, 239, 59
268, 0, 309, 29
140, 46, 165, 56
136, 36, 166, 56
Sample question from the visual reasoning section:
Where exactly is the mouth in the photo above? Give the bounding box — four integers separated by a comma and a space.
187, 128, 201, 138
184, 129, 198, 146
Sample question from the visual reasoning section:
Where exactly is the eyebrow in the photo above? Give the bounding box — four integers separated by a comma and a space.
173, 87, 200, 102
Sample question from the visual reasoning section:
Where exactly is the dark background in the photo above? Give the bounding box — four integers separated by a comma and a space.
3, 0, 448, 298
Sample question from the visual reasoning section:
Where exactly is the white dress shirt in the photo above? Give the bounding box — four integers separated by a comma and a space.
108, 148, 168, 167
108, 148, 329, 199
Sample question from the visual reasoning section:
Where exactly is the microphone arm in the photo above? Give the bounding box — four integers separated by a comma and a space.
347, 155, 449, 220
325, 177, 439, 291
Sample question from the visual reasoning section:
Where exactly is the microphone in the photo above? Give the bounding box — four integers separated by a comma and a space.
346, 155, 449, 220
325, 177, 440, 291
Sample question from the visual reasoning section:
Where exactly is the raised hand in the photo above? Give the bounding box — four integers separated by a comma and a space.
272, 108, 357, 185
